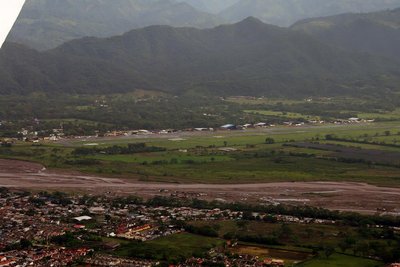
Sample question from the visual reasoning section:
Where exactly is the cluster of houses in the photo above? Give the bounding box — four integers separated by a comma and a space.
0, 190, 243, 266
0, 198, 69, 249
3, 128, 65, 143
0, 189, 292, 266
0, 248, 91, 267
116, 224, 162, 241
83, 255, 157, 267
181, 255, 285, 267
1, 189, 398, 266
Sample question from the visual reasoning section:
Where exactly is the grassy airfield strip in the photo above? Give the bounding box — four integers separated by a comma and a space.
1, 121, 400, 186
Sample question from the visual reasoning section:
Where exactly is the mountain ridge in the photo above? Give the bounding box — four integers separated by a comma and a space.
9, 0, 400, 50
292, 8, 400, 62
8, 0, 224, 50
2, 18, 400, 97
220, 0, 400, 26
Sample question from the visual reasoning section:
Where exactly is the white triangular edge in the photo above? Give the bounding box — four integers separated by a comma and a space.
0, 0, 26, 48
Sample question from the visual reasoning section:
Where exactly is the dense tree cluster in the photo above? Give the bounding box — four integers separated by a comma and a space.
73, 143, 166, 156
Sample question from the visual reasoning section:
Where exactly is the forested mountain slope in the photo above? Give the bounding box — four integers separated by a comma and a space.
8, 0, 223, 50
1, 18, 400, 97
293, 8, 400, 62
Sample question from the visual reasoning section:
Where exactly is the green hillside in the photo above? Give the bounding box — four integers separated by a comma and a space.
8, 0, 223, 50
292, 8, 400, 62
2, 18, 400, 97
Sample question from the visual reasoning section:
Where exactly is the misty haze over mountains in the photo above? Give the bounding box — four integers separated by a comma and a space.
178, 0, 240, 14
8, 0, 400, 50
8, 0, 223, 50
2, 17, 400, 98
2, 0, 400, 99
219, 0, 400, 26
293, 7, 400, 62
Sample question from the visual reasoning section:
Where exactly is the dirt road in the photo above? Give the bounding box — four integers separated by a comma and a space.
1, 159, 399, 215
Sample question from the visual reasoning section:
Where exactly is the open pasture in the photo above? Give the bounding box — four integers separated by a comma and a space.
298, 253, 383, 267
190, 220, 390, 266
2, 122, 400, 187
244, 109, 320, 120
358, 108, 400, 120
114, 233, 224, 262
290, 142, 400, 166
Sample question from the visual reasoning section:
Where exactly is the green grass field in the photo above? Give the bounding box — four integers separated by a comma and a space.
358, 108, 400, 120
110, 231, 385, 266
190, 220, 391, 250
147, 232, 224, 255
225, 97, 304, 105
245, 109, 320, 120
188, 220, 390, 267
298, 253, 383, 267
2, 122, 400, 186
113, 233, 224, 262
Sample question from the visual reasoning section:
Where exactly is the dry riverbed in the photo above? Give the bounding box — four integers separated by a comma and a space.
0, 159, 399, 215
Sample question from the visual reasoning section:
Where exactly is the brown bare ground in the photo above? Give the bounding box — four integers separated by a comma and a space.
0, 159, 399, 215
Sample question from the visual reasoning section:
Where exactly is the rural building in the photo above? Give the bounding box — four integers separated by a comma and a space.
74, 215, 92, 222
220, 124, 236, 130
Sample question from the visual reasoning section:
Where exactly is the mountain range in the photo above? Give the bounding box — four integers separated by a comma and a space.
292, 7, 400, 62
8, 0, 223, 50
8, 0, 400, 50
1, 17, 400, 97
220, 0, 400, 26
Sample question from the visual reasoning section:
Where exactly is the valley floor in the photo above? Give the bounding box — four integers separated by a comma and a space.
1, 159, 399, 215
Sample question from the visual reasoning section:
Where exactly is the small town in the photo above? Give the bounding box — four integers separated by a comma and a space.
0, 188, 285, 267
0, 187, 399, 267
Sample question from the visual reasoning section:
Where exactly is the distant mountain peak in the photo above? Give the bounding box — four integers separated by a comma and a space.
2, 19, 399, 97
9, 0, 224, 50
232, 16, 282, 33
292, 7, 400, 62
238, 16, 265, 25
220, 0, 400, 27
